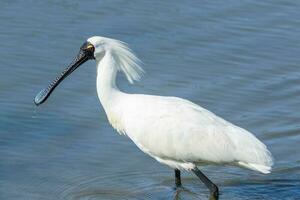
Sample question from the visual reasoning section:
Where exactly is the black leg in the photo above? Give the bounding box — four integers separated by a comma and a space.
174, 169, 182, 187
191, 167, 219, 199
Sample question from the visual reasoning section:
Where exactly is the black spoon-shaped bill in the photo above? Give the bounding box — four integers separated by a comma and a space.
34, 42, 94, 106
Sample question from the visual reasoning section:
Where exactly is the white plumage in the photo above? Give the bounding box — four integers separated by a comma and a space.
88, 36, 273, 174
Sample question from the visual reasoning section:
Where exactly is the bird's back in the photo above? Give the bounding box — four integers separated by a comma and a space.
117, 94, 273, 173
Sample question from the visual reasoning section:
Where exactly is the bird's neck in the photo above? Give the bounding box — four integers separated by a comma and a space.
96, 51, 123, 109
96, 51, 126, 133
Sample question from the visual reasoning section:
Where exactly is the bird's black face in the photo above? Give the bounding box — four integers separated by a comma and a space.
34, 41, 95, 105
80, 41, 95, 59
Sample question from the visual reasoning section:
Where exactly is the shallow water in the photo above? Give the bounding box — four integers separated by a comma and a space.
1, 0, 300, 199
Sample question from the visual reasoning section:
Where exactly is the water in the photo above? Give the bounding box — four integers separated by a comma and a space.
1, 0, 300, 199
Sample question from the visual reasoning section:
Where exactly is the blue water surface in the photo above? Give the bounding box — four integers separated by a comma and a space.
0, 1, 300, 199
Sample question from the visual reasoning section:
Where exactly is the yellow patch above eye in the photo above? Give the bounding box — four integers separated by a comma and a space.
87, 44, 94, 49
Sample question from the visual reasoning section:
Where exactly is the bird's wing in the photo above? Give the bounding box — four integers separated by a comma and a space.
122, 94, 273, 171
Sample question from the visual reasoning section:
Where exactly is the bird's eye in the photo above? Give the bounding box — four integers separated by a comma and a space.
80, 42, 94, 51
86, 44, 94, 50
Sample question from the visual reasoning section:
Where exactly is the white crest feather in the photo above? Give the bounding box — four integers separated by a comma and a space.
107, 39, 145, 84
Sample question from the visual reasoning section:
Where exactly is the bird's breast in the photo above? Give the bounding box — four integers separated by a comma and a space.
106, 110, 125, 135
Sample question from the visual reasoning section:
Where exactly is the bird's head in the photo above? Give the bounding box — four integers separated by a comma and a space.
86, 36, 108, 61
34, 36, 144, 106
34, 37, 98, 106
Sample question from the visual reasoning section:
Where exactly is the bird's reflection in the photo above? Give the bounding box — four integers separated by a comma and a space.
173, 187, 219, 200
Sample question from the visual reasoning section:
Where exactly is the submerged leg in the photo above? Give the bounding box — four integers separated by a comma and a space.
191, 167, 219, 199
174, 169, 182, 187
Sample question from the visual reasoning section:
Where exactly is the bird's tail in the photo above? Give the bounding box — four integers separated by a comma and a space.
228, 126, 274, 174
238, 161, 272, 174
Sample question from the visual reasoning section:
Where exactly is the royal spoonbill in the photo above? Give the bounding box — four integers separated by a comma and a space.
34, 36, 273, 199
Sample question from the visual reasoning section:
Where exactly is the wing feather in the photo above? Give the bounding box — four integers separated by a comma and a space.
121, 94, 273, 171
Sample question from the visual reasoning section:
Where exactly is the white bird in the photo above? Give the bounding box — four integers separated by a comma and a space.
35, 36, 273, 199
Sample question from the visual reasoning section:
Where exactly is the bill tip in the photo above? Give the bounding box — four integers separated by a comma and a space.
34, 89, 47, 106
